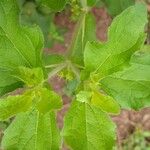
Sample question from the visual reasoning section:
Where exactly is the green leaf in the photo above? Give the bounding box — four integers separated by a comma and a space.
2, 110, 39, 150
101, 63, 150, 110
87, 0, 98, 6
37, 112, 61, 150
62, 100, 116, 150
84, 3, 147, 78
14, 67, 44, 87
108, 3, 146, 45
0, 0, 44, 96
0, 86, 62, 121
131, 45, 150, 65
0, 73, 23, 96
91, 91, 120, 114
36, 88, 62, 113
43, 54, 65, 66
69, 12, 96, 65
76, 91, 92, 103
76, 90, 120, 114
102, 0, 135, 17
40, 0, 67, 12
0, 93, 33, 121
2, 110, 60, 150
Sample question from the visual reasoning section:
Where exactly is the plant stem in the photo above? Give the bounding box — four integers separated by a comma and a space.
80, 0, 87, 8
47, 63, 67, 79
68, 61, 80, 80
66, 12, 86, 57
45, 64, 60, 69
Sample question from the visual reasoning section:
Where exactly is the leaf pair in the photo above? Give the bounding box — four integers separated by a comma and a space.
0, 87, 62, 149
84, 3, 148, 110
0, 87, 62, 119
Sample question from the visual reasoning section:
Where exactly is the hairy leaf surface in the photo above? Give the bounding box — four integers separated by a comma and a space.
2, 110, 60, 150
36, 88, 62, 113
63, 100, 116, 150
101, 46, 150, 110
101, 62, 150, 109
37, 112, 61, 150
0, 94, 32, 121
0, 86, 62, 120
14, 67, 44, 87
2, 110, 39, 150
0, 0, 44, 96
84, 3, 147, 78
91, 91, 120, 114
131, 45, 150, 65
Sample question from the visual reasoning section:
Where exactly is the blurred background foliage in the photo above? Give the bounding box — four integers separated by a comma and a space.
16, 0, 137, 48
17, 0, 66, 48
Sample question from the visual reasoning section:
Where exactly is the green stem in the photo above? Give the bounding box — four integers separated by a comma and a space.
45, 64, 60, 69
46, 63, 67, 80
80, 0, 87, 8
66, 12, 86, 57
74, 63, 85, 69
68, 61, 80, 80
